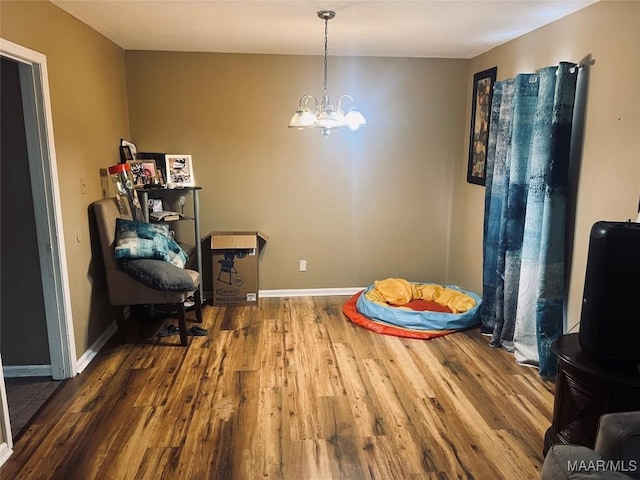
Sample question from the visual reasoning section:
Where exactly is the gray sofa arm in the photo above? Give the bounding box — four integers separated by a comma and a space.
541, 411, 640, 480
596, 412, 640, 479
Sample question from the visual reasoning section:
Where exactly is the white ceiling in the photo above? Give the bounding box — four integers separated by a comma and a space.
51, 0, 598, 59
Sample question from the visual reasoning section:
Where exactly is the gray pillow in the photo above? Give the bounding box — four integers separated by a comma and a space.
120, 259, 196, 291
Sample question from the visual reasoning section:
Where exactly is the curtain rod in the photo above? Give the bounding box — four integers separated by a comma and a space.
571, 57, 595, 73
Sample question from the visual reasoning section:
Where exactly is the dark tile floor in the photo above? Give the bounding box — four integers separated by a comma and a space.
4, 376, 64, 439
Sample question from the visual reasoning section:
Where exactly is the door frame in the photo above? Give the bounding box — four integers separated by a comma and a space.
0, 39, 77, 378
0, 355, 12, 462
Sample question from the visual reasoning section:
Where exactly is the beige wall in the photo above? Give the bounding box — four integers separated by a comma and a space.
2, 0, 635, 363
448, 1, 640, 330
125, 52, 468, 290
0, 1, 131, 358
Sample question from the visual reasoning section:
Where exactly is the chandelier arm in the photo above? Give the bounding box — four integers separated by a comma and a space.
299, 94, 318, 110
334, 94, 355, 113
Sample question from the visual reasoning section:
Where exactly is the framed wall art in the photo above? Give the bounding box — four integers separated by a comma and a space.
467, 66, 497, 186
165, 154, 195, 187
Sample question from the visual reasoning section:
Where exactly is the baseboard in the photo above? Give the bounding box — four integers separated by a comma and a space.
76, 321, 118, 374
2, 322, 117, 378
2, 364, 52, 378
0, 442, 13, 468
259, 287, 365, 298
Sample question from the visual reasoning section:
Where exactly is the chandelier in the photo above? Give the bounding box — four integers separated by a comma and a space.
288, 10, 366, 138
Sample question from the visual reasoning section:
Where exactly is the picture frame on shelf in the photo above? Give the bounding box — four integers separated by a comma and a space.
119, 139, 137, 161
119, 145, 134, 162
467, 66, 497, 186
127, 159, 162, 188
165, 154, 195, 187
148, 198, 163, 213
137, 152, 168, 186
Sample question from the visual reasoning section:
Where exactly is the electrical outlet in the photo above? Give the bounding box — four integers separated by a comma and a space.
299, 260, 307, 272
79, 177, 87, 195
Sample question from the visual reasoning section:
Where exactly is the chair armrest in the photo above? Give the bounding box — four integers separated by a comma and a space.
595, 412, 640, 478
542, 444, 633, 479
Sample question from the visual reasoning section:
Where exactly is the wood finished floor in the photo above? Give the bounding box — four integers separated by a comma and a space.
1, 296, 555, 479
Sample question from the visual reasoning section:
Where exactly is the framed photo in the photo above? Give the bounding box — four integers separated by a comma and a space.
120, 139, 137, 159
127, 159, 161, 188
165, 154, 195, 187
138, 152, 168, 186
467, 66, 497, 186
148, 198, 163, 213
119, 145, 134, 162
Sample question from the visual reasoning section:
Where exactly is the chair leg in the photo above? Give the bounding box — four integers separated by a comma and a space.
177, 303, 188, 346
112, 306, 128, 343
194, 289, 204, 324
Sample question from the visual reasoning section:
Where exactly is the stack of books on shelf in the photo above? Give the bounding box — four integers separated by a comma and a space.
149, 211, 183, 222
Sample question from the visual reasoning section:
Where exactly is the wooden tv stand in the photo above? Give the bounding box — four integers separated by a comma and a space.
543, 333, 640, 455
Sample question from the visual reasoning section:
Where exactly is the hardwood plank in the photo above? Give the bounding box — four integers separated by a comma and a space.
228, 370, 260, 479
65, 351, 127, 414
361, 435, 419, 479
0, 423, 48, 478
133, 447, 181, 480
12, 411, 95, 479
1, 296, 554, 479
257, 301, 286, 389
284, 297, 344, 397
416, 396, 498, 478
361, 357, 440, 476
249, 386, 285, 479
132, 346, 189, 407
175, 407, 234, 479
93, 406, 156, 480
224, 309, 262, 373
145, 344, 207, 449
405, 337, 544, 479
380, 334, 438, 399
54, 368, 152, 478
196, 330, 234, 410
332, 342, 387, 438
320, 394, 370, 480
283, 439, 333, 480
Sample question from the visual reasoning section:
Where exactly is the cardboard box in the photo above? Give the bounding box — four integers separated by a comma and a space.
210, 231, 268, 306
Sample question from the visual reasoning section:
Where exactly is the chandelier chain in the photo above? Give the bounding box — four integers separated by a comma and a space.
323, 17, 328, 93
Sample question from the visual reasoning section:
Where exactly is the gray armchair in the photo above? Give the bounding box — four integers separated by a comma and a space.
93, 197, 203, 345
542, 411, 640, 479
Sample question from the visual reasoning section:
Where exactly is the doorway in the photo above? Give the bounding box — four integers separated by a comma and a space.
1, 55, 65, 441
0, 38, 77, 463
1, 57, 51, 372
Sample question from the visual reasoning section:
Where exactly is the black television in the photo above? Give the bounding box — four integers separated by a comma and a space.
578, 220, 640, 366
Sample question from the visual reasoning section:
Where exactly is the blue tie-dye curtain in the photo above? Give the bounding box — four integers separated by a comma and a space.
481, 63, 578, 379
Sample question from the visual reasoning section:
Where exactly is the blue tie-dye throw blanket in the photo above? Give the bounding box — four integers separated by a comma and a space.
114, 218, 188, 268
